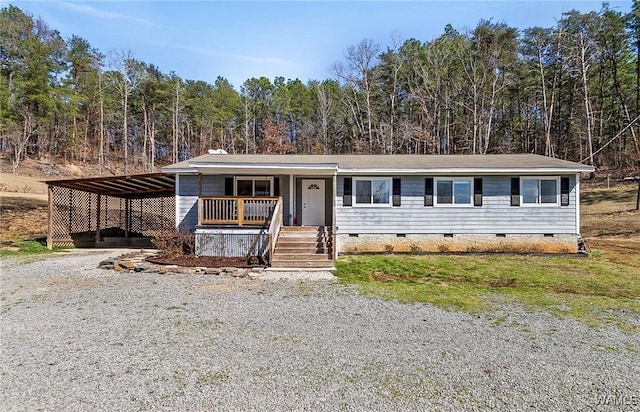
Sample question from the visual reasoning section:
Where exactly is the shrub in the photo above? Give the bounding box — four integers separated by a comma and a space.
152, 230, 195, 257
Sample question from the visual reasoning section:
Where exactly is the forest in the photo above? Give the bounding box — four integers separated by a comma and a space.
1, 3, 639, 175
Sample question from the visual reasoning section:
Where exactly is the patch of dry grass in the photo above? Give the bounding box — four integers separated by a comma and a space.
581, 182, 640, 267
0, 195, 48, 244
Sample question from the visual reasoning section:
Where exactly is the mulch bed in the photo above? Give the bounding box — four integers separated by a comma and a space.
146, 254, 267, 268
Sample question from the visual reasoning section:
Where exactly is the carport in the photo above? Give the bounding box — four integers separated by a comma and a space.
45, 173, 175, 249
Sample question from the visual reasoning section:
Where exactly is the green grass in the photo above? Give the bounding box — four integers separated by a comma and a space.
0, 240, 63, 258
335, 253, 640, 331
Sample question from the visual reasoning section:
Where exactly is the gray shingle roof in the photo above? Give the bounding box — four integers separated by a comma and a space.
162, 154, 594, 173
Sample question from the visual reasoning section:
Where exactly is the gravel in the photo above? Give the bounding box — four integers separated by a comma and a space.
1, 250, 639, 411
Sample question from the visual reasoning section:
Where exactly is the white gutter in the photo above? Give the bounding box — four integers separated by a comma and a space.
160, 167, 196, 174
337, 167, 595, 175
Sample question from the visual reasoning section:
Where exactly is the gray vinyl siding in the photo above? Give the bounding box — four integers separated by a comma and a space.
336, 175, 578, 234
201, 175, 226, 196
281, 175, 291, 225
177, 173, 291, 230
176, 174, 199, 231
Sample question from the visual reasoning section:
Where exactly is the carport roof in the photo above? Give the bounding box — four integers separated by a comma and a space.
45, 173, 175, 198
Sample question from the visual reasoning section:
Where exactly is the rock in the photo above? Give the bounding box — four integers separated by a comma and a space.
133, 264, 150, 272
117, 260, 136, 270
230, 269, 248, 278
97, 259, 116, 270
204, 268, 221, 275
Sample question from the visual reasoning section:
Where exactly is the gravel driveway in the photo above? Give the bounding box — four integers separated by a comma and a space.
1, 250, 639, 411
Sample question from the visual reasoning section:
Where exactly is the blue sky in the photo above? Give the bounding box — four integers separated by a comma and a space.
6, 1, 633, 90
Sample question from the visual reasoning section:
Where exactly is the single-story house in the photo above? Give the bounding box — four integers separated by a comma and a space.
161, 154, 594, 269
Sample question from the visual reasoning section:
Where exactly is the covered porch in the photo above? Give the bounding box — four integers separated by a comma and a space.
175, 162, 337, 266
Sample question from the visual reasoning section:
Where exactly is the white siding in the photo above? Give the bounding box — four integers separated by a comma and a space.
336, 175, 578, 234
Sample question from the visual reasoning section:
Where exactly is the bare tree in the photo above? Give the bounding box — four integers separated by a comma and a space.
107, 49, 147, 174
333, 39, 381, 152
316, 83, 334, 154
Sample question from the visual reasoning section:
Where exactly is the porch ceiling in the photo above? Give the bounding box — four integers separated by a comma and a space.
45, 173, 175, 198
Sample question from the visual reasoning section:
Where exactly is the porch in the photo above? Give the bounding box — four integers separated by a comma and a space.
194, 192, 335, 269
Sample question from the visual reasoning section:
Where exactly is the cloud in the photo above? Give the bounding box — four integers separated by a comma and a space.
168, 43, 295, 67
58, 2, 171, 28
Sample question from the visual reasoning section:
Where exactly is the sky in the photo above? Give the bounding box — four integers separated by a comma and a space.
5, 0, 633, 90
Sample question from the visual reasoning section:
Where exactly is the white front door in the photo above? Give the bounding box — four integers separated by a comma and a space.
302, 179, 325, 226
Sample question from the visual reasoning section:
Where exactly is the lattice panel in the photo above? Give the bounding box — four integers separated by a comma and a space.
49, 185, 175, 248
50, 187, 97, 246
126, 197, 175, 238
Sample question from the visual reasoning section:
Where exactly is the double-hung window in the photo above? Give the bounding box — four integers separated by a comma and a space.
435, 177, 473, 206
235, 177, 273, 197
354, 177, 391, 206
521, 177, 559, 205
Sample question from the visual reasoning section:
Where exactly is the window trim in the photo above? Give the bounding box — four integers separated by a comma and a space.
234, 176, 274, 197
434, 177, 474, 207
520, 176, 560, 207
353, 177, 393, 207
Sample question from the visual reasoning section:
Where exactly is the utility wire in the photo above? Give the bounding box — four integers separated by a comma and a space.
580, 114, 640, 164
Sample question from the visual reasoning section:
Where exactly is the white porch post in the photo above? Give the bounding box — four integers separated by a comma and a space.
175, 174, 180, 229
289, 174, 294, 226
332, 173, 337, 260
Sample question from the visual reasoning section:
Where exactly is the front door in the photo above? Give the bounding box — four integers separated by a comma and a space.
302, 179, 325, 226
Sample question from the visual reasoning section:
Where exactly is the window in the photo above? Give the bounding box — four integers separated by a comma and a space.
354, 178, 391, 206
521, 177, 559, 205
435, 178, 473, 206
235, 177, 273, 197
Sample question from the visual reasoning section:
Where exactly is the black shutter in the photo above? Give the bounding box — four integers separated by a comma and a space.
343, 177, 352, 206
561, 177, 570, 206
424, 178, 434, 207
224, 177, 234, 196
392, 178, 401, 206
474, 178, 483, 207
274, 177, 280, 196
510, 177, 520, 206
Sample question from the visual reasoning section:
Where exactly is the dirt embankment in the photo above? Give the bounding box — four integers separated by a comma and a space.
0, 159, 92, 245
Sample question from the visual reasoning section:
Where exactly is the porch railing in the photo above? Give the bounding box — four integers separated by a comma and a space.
267, 199, 284, 260
198, 196, 280, 226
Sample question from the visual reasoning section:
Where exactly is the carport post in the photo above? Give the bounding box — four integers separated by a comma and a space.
125, 198, 130, 239
47, 186, 53, 249
95, 194, 101, 243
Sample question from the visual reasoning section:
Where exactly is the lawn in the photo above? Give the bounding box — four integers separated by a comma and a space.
336, 182, 640, 331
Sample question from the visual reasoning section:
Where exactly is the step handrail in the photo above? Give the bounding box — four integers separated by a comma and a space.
267, 197, 283, 262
